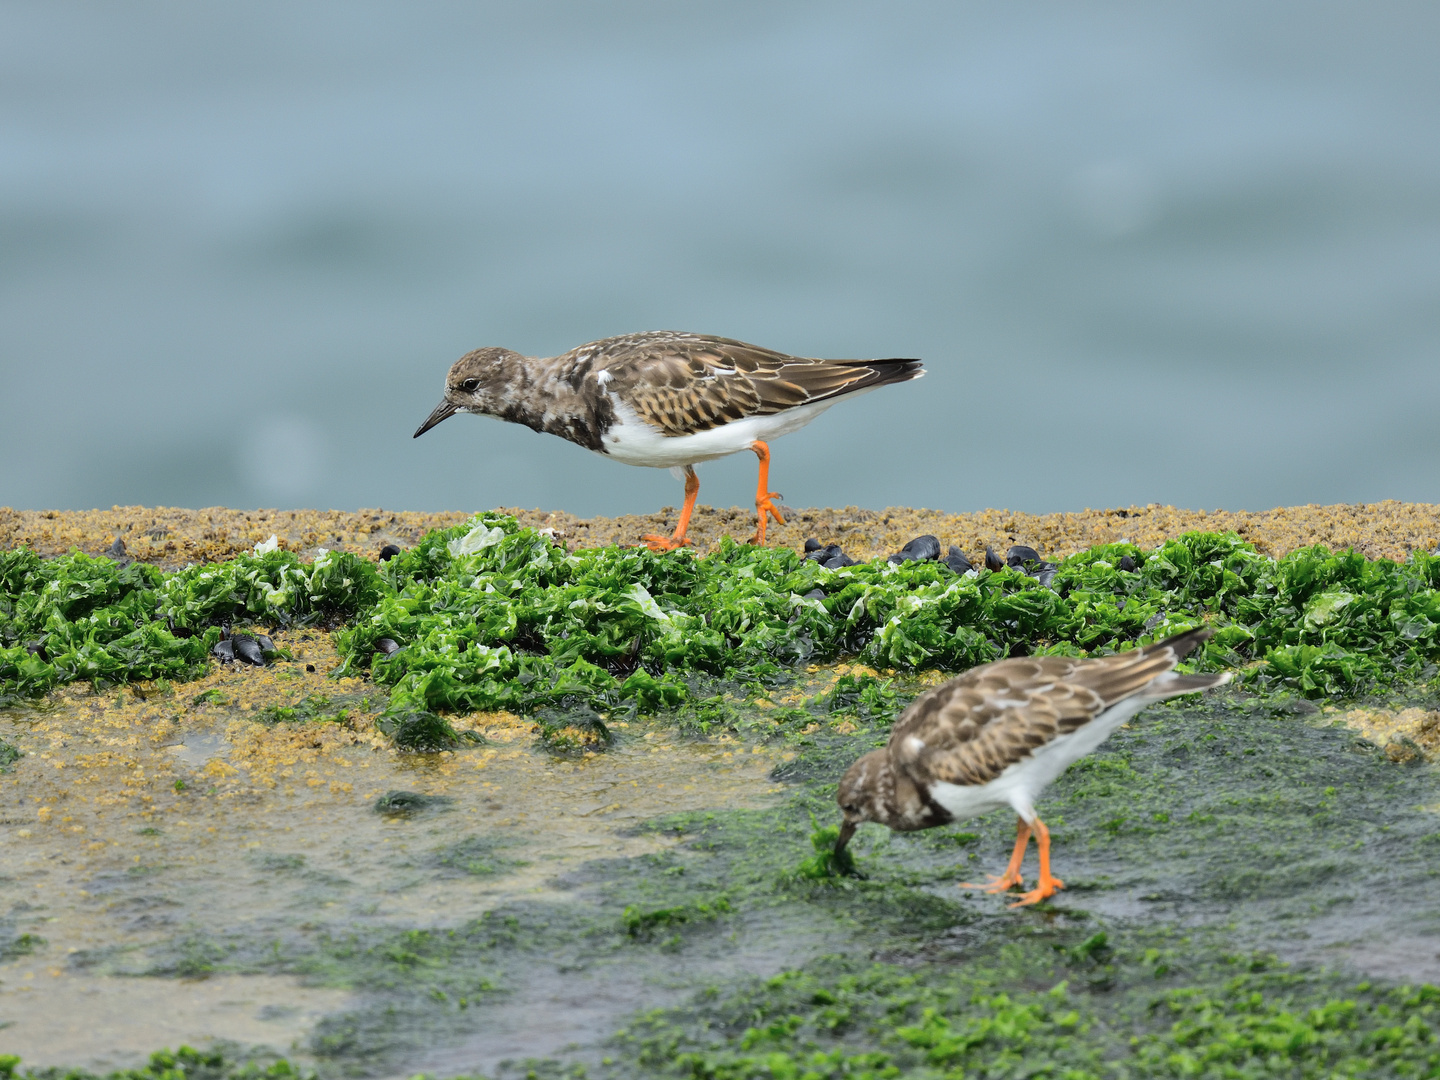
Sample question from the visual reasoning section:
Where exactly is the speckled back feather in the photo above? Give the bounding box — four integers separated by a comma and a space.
575, 331, 924, 437
889, 627, 1220, 788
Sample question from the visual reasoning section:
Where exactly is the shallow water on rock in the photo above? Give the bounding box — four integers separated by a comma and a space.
0, 631, 787, 1069
5, 634, 1440, 1076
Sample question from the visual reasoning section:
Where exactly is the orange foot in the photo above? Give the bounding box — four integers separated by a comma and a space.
1009, 874, 1065, 908
1007, 817, 1063, 907
960, 869, 1025, 894
960, 818, 1031, 895
644, 466, 700, 553
641, 533, 691, 552
749, 492, 785, 545
747, 441, 785, 545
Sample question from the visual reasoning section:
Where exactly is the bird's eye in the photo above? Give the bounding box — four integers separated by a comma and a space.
459, 378, 480, 393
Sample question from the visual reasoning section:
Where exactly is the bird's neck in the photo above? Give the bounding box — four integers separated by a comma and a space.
869, 755, 950, 833
483, 355, 611, 453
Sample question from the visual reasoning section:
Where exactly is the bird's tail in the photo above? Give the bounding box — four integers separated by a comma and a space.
1139, 625, 1213, 662
1139, 627, 1231, 699
834, 358, 925, 390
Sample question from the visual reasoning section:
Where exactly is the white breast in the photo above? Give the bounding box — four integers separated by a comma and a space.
598, 395, 850, 469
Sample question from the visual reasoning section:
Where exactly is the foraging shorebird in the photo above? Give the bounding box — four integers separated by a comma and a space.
413, 331, 923, 550
834, 628, 1230, 907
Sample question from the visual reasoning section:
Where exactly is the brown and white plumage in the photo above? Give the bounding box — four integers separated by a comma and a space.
835, 627, 1230, 906
413, 331, 923, 549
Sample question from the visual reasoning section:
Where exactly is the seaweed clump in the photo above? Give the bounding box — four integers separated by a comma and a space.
0, 1047, 310, 1080
0, 545, 378, 702
609, 946, 1440, 1079
9, 513, 1440, 716
337, 516, 1440, 714
372, 790, 454, 818
375, 709, 482, 752
534, 702, 613, 754
795, 823, 858, 880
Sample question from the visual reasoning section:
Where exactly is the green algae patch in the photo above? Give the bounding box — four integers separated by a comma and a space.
371, 790, 454, 817
796, 822, 858, 880
433, 836, 524, 879
534, 702, 614, 754
0, 545, 378, 703
609, 942, 1440, 1080
621, 895, 733, 941
258, 693, 353, 725
0, 1048, 312, 1080
0, 932, 45, 961
376, 707, 483, 751
10, 515, 1440, 724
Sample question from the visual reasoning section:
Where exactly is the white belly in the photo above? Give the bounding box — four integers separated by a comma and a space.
598, 396, 849, 469
927, 696, 1149, 823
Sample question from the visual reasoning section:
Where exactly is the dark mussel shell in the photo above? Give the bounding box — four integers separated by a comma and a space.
231, 634, 266, 666
1119, 554, 1137, 573
379, 544, 401, 562
1005, 544, 1042, 568
376, 637, 401, 656
24, 640, 49, 662
984, 546, 1005, 573
806, 542, 842, 563
822, 552, 858, 569
803, 537, 822, 553
212, 638, 236, 663
801, 589, 826, 602
888, 535, 941, 564
944, 546, 973, 574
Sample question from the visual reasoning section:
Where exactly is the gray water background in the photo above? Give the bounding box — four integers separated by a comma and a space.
2, 3, 1438, 520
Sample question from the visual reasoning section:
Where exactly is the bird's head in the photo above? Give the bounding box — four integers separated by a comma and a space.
833, 748, 891, 855
413, 347, 529, 438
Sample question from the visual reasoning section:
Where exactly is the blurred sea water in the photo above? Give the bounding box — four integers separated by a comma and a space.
1, 3, 1438, 519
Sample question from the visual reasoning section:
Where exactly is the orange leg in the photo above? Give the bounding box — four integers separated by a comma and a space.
1008, 817, 1065, 908
643, 467, 700, 552
961, 818, 1030, 893
747, 441, 785, 545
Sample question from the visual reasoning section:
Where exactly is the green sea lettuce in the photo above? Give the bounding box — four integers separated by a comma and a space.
7, 515, 1440, 714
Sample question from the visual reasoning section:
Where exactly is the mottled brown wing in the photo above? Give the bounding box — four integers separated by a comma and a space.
594, 332, 921, 436
888, 630, 1210, 788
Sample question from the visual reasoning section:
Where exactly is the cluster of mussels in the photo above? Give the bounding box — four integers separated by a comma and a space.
211, 630, 281, 666
804, 535, 1059, 586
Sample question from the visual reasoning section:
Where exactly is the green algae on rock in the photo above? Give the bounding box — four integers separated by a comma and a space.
8, 676, 1440, 1076
8, 514, 1440, 724
0, 1048, 313, 1080
609, 946, 1440, 1079
0, 545, 379, 704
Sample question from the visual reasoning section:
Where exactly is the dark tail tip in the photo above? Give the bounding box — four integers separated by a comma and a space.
1144, 625, 1213, 662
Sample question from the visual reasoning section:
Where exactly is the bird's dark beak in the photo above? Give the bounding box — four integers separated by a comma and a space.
413, 399, 459, 438
834, 820, 857, 856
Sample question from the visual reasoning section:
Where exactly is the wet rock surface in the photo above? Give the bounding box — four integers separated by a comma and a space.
6, 506, 1440, 1076
6, 499, 1440, 567
4, 643, 1439, 1076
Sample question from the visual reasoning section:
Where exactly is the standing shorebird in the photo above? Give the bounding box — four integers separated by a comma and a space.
834, 628, 1230, 907
412, 331, 923, 550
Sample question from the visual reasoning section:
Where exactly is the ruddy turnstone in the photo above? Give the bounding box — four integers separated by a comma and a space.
412, 331, 923, 550
833, 627, 1230, 907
